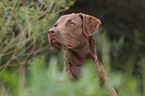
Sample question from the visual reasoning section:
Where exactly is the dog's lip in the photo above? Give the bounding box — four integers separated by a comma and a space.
67, 45, 74, 49
50, 39, 61, 50
49, 37, 74, 50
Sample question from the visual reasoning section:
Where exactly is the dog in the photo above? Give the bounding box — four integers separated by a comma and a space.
48, 13, 117, 96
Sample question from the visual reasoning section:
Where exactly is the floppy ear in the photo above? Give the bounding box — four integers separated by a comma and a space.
79, 13, 101, 36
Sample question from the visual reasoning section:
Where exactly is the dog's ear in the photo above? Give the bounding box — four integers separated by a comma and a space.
79, 13, 101, 36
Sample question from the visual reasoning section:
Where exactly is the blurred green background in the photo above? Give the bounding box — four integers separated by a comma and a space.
0, 0, 145, 96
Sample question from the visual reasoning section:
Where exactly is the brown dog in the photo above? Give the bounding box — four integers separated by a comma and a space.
48, 13, 117, 96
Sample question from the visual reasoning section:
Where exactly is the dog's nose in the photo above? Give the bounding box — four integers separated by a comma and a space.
48, 28, 57, 35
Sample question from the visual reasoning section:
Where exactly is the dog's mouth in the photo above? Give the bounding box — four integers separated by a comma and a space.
50, 39, 74, 50
66, 45, 74, 49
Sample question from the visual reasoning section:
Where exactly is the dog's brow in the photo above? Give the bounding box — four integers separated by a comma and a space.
67, 18, 78, 24
67, 19, 72, 22
66, 19, 73, 24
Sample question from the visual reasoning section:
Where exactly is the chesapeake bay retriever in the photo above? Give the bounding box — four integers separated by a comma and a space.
48, 13, 117, 96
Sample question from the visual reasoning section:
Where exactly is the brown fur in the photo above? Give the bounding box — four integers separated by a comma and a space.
48, 13, 117, 96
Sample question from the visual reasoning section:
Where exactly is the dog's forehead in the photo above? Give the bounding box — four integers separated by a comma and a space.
57, 13, 81, 22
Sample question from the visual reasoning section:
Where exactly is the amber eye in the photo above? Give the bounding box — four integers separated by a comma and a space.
70, 22, 75, 26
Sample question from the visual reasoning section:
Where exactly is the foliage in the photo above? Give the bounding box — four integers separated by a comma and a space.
0, 56, 145, 96
94, 28, 145, 96
0, 0, 75, 71
0, 0, 76, 95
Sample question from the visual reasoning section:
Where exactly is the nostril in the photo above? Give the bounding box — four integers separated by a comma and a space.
51, 31, 54, 34
48, 28, 57, 35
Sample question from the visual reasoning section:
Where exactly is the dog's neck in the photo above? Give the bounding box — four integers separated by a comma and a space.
64, 38, 96, 64
63, 37, 97, 79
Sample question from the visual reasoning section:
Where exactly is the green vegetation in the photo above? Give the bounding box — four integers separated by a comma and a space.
0, 0, 144, 96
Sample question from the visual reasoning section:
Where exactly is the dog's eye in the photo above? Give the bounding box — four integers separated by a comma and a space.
70, 22, 75, 26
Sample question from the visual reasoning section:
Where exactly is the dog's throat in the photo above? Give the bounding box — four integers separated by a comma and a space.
64, 49, 90, 79
66, 60, 82, 80
68, 61, 82, 67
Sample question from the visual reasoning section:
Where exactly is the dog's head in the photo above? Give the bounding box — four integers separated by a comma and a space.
48, 13, 101, 50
